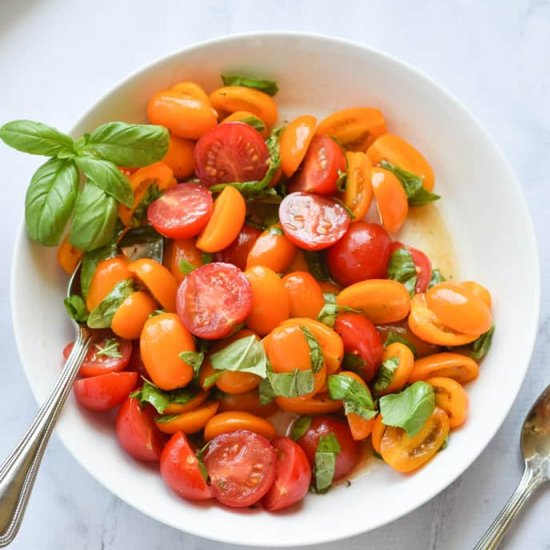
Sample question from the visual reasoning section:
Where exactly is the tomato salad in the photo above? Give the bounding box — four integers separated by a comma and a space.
0, 73, 495, 511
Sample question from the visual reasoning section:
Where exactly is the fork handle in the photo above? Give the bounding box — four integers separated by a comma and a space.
473, 466, 547, 550
0, 328, 93, 547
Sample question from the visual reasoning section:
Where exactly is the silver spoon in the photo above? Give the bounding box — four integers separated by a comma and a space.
474, 384, 550, 549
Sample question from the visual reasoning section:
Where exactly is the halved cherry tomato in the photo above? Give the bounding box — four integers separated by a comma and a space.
289, 136, 346, 195
377, 342, 415, 395
165, 238, 203, 283
460, 281, 492, 309
115, 397, 165, 462
63, 337, 132, 378
337, 279, 411, 324
147, 85, 217, 139
262, 437, 312, 511
426, 282, 492, 336
164, 390, 209, 415
218, 389, 278, 417
222, 110, 268, 138
408, 352, 479, 384
334, 312, 383, 382
339, 371, 376, 440
204, 411, 276, 441
155, 401, 219, 434
214, 224, 262, 270
426, 376, 469, 428
316, 107, 386, 151
160, 432, 212, 501
284, 249, 310, 274
196, 186, 246, 253
342, 151, 373, 221
282, 271, 324, 319
371, 414, 385, 455
162, 134, 195, 180
279, 192, 350, 251
176, 262, 252, 339
246, 226, 297, 272
111, 291, 157, 340
375, 322, 441, 359
140, 313, 196, 390
128, 258, 178, 312
56, 235, 83, 275
209, 86, 278, 127
86, 257, 132, 311
279, 115, 317, 178
147, 183, 213, 240
371, 167, 408, 234
327, 222, 392, 286
203, 430, 277, 507
367, 133, 435, 191
194, 122, 269, 186
295, 416, 360, 481
171, 81, 210, 103
390, 243, 433, 294
74, 371, 138, 411
408, 293, 479, 346
380, 407, 449, 472
275, 393, 343, 415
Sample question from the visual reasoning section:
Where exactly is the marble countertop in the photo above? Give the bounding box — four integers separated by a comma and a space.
1, 0, 549, 548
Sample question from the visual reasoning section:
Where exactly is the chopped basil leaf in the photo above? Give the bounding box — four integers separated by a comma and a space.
342, 352, 366, 373
179, 351, 205, 376
317, 294, 358, 328
236, 115, 266, 132
87, 278, 134, 328
301, 327, 324, 373
221, 74, 279, 96
203, 371, 223, 389
94, 338, 122, 359
63, 295, 89, 323
210, 335, 267, 378
132, 183, 161, 223
379, 381, 435, 436
469, 325, 495, 361
327, 374, 377, 420
303, 251, 330, 281
387, 247, 417, 296
264, 369, 314, 398
130, 380, 195, 414
178, 258, 197, 275
314, 433, 341, 493
428, 268, 446, 288
380, 160, 440, 206
258, 376, 276, 405
373, 356, 400, 394
384, 332, 417, 357
201, 252, 213, 265
290, 416, 312, 441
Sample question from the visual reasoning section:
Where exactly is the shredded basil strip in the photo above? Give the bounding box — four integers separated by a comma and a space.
327, 374, 377, 420
290, 416, 312, 441
314, 433, 341, 493
373, 356, 400, 394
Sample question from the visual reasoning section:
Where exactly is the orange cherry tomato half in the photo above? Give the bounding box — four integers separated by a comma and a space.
162, 134, 195, 180
371, 414, 385, 455
216, 369, 261, 395
170, 81, 210, 103
111, 291, 158, 340
86, 257, 132, 311
128, 258, 178, 313
204, 411, 277, 441
218, 389, 278, 418
426, 376, 469, 428
282, 271, 325, 319
408, 352, 479, 385
279, 115, 317, 178
155, 401, 219, 434
371, 166, 409, 233
245, 226, 297, 273
377, 342, 415, 395
380, 407, 450, 472
56, 235, 83, 276
460, 281, 492, 309
316, 107, 387, 151
342, 151, 373, 221
196, 186, 246, 253
339, 371, 377, 441
275, 393, 343, 415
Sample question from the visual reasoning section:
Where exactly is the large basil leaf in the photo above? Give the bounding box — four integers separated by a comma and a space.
0, 120, 74, 157
87, 278, 134, 328
210, 335, 267, 378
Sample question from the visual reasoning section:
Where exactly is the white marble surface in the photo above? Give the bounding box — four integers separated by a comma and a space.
0, 0, 549, 548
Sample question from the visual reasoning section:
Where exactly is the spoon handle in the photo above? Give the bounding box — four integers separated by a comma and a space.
474, 466, 547, 550
0, 327, 93, 547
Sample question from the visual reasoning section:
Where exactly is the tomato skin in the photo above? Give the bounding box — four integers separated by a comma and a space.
162, 134, 195, 180
147, 184, 213, 240
262, 437, 312, 511
279, 115, 317, 178
279, 192, 350, 251
204, 411, 277, 441
214, 224, 262, 270
296, 416, 360, 481
282, 271, 325, 319
371, 167, 408, 234
176, 262, 253, 340
203, 430, 277, 508
86, 257, 132, 311
115, 397, 165, 462
334, 312, 383, 382
74, 372, 138, 411
289, 136, 346, 195
194, 122, 269, 187
327, 222, 391, 286
245, 226, 297, 273
111, 291, 158, 340
160, 433, 212, 501
63, 338, 132, 378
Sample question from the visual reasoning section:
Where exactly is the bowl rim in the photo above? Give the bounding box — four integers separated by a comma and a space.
10, 30, 541, 546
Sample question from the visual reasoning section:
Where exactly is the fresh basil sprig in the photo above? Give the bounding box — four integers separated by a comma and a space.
327, 374, 378, 420
0, 119, 169, 251
387, 247, 417, 296
380, 160, 440, 206
87, 278, 134, 328
314, 433, 341, 493
221, 74, 279, 96
130, 380, 196, 414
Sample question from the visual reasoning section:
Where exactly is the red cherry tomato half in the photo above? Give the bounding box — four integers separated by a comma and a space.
334, 312, 383, 382
262, 437, 312, 512
194, 122, 269, 187
160, 432, 213, 501
63, 338, 132, 378
147, 183, 213, 239
390, 242, 433, 294
289, 136, 346, 195
327, 221, 392, 286
279, 192, 350, 251
115, 397, 165, 462
214, 224, 262, 270
203, 430, 276, 507
296, 416, 360, 481
73, 371, 138, 411
176, 262, 253, 339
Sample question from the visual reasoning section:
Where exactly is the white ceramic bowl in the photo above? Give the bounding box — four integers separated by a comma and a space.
11, 32, 540, 547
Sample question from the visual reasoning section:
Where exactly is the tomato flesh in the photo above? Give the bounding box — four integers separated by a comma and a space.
194, 122, 269, 186
74, 371, 138, 411
279, 192, 350, 251
203, 430, 276, 507
176, 262, 253, 339
63, 338, 132, 378
147, 183, 213, 239
160, 432, 212, 501
214, 224, 262, 270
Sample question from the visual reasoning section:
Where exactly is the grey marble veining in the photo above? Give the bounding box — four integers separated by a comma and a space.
0, 0, 549, 548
